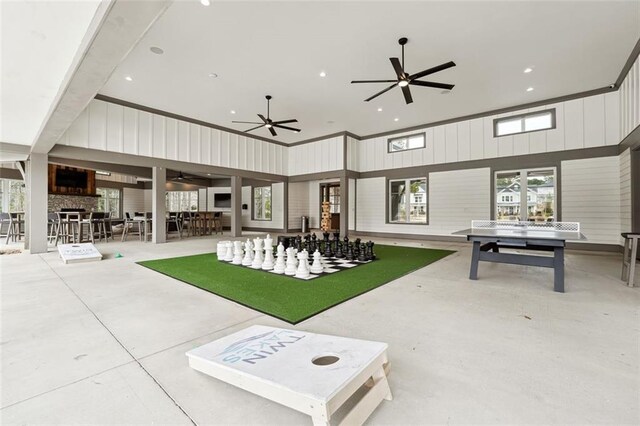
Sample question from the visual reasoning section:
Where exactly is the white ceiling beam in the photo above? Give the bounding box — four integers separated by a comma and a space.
30, 0, 172, 154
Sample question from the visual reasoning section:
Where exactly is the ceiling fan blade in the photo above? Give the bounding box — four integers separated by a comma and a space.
268, 127, 277, 137
232, 121, 263, 124
401, 85, 413, 104
351, 80, 398, 84
257, 114, 268, 123
390, 57, 404, 78
272, 119, 298, 125
410, 80, 455, 90
364, 83, 397, 102
273, 124, 301, 132
245, 124, 265, 132
409, 61, 456, 81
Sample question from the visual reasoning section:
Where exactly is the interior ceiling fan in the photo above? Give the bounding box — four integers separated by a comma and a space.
232, 95, 300, 137
351, 37, 456, 105
171, 171, 194, 182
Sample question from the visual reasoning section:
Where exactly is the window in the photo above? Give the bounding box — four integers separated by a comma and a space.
166, 191, 198, 212
389, 178, 427, 224
388, 133, 426, 153
253, 186, 272, 220
329, 186, 340, 214
0, 179, 25, 212
96, 188, 121, 218
494, 109, 555, 137
495, 168, 556, 222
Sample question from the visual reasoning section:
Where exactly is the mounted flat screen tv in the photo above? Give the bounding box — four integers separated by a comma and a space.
56, 168, 88, 188
214, 193, 231, 208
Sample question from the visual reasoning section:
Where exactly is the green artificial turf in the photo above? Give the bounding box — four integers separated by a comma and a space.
138, 244, 454, 324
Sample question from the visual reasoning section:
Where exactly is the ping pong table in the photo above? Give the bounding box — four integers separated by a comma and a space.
453, 221, 585, 292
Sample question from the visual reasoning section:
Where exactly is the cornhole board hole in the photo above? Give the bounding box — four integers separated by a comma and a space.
186, 325, 392, 425
57, 243, 103, 264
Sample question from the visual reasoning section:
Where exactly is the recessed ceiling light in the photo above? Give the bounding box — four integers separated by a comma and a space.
230, 110, 236, 114
200, 0, 210, 6
124, 76, 133, 81
394, 118, 399, 122
526, 87, 534, 92
319, 71, 327, 77
150, 46, 164, 55
440, 90, 451, 95
377, 107, 383, 112
524, 67, 533, 73
208, 73, 218, 78
327, 120, 335, 124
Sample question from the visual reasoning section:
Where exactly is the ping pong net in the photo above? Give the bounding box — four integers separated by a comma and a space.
471, 220, 580, 232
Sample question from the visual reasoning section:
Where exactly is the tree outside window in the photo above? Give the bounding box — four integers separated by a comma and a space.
389, 178, 427, 224
253, 186, 272, 220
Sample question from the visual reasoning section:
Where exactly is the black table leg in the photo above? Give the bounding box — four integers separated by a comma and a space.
470, 240, 481, 280
554, 246, 565, 293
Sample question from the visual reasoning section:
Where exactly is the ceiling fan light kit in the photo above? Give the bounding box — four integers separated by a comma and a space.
351, 37, 456, 105
232, 95, 301, 136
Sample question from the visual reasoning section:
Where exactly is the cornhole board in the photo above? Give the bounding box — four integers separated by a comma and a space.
186, 325, 391, 425
57, 243, 103, 264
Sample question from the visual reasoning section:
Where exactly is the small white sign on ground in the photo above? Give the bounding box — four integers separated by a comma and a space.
57, 243, 103, 264
187, 325, 392, 425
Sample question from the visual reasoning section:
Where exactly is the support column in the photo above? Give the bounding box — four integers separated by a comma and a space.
340, 174, 349, 238
231, 175, 242, 237
152, 166, 166, 244
283, 181, 289, 233
26, 153, 48, 253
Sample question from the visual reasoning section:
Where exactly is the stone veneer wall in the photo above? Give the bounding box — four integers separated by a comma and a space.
48, 195, 99, 212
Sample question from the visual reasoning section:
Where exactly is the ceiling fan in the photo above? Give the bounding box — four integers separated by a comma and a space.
351, 37, 456, 105
232, 95, 301, 137
171, 171, 194, 182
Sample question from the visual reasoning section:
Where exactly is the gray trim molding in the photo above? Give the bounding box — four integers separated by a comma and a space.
50, 145, 287, 182
0, 168, 23, 180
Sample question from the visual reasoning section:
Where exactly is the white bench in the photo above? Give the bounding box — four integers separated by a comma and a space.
186, 325, 392, 425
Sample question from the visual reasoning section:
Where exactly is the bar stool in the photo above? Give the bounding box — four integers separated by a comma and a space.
79, 212, 95, 243
122, 212, 144, 241
0, 213, 15, 244
47, 213, 58, 244
621, 233, 639, 287
213, 212, 223, 234
55, 212, 77, 244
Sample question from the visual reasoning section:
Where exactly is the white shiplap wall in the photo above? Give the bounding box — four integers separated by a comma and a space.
355, 168, 490, 236
123, 187, 150, 215
562, 156, 621, 244
241, 182, 284, 229
287, 137, 343, 176
347, 136, 359, 171
620, 149, 632, 235
357, 92, 620, 172
60, 99, 288, 176
96, 172, 137, 184
619, 53, 640, 140
288, 182, 310, 230
349, 178, 356, 231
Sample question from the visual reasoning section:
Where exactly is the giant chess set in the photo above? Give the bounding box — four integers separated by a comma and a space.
216, 232, 377, 280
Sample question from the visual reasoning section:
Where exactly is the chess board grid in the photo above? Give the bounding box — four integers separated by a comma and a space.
221, 254, 374, 280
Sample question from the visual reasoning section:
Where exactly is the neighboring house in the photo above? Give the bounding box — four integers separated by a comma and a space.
496, 180, 554, 219
410, 185, 427, 216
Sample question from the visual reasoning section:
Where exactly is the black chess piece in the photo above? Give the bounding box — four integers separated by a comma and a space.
343, 236, 349, 247
311, 233, 317, 252
335, 241, 345, 258
295, 235, 302, 251
304, 234, 311, 250
332, 232, 340, 252
322, 232, 330, 253
368, 241, 376, 260
358, 243, 367, 261
323, 233, 333, 257
345, 243, 354, 261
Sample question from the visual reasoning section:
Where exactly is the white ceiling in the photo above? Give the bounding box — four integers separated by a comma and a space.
99, 1, 640, 143
0, 0, 102, 146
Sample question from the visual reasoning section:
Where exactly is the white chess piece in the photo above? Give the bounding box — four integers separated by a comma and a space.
224, 241, 234, 262
284, 247, 297, 276
242, 239, 253, 266
273, 243, 286, 274
295, 249, 310, 279
251, 237, 264, 269
262, 235, 274, 270
232, 240, 243, 265
310, 250, 323, 274
217, 241, 228, 261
